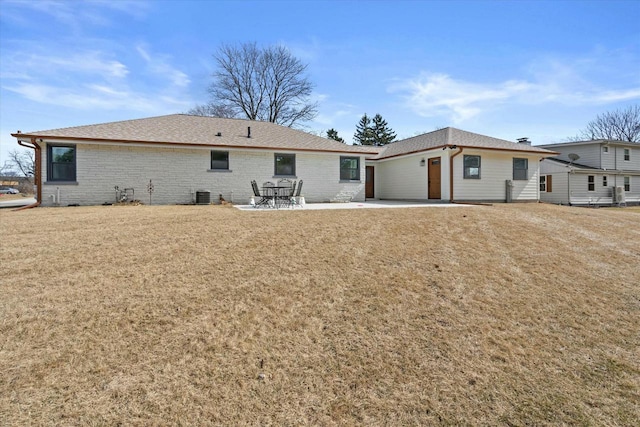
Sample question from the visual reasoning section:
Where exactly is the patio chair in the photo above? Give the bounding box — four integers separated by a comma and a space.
251, 180, 271, 208
291, 179, 303, 208
262, 181, 276, 208
277, 179, 293, 208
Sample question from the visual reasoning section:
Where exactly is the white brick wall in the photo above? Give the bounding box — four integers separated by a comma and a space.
40, 143, 366, 206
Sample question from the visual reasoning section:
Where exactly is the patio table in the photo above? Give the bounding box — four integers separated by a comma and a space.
261, 186, 289, 209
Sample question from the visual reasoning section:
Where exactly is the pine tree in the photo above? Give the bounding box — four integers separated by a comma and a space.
326, 128, 345, 143
371, 113, 396, 146
353, 114, 374, 145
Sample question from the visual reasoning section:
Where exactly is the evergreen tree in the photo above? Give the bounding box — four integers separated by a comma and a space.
371, 113, 397, 146
326, 128, 345, 143
353, 114, 375, 145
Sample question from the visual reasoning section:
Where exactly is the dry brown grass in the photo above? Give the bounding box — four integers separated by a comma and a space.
1, 203, 639, 425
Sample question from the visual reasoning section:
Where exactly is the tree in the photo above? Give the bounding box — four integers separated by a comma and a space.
191, 42, 318, 127
353, 114, 374, 145
6, 149, 34, 177
371, 113, 396, 145
187, 102, 237, 118
578, 105, 640, 142
326, 128, 345, 143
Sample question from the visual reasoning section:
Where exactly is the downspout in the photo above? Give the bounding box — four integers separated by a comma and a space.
14, 137, 41, 211
449, 146, 464, 203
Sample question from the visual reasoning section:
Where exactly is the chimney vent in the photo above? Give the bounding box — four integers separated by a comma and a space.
517, 137, 531, 146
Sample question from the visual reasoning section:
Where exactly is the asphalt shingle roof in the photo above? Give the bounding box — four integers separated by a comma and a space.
14, 114, 381, 155
14, 115, 556, 158
373, 127, 556, 159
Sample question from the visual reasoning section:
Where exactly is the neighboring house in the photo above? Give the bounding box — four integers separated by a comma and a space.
538, 140, 640, 206
11, 114, 556, 207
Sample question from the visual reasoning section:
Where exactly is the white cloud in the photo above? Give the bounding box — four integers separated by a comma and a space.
390, 55, 640, 124
136, 44, 191, 87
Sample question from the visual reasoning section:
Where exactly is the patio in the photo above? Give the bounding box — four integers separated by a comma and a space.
234, 200, 474, 211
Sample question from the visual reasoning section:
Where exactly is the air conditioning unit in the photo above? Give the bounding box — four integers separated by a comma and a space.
613, 186, 625, 204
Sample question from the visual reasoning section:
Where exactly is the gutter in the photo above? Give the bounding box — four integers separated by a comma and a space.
14, 137, 41, 210
449, 146, 464, 202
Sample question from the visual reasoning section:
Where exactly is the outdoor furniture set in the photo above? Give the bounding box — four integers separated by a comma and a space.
250, 179, 303, 209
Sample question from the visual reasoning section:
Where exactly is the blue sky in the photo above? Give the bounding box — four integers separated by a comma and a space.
1, 0, 639, 163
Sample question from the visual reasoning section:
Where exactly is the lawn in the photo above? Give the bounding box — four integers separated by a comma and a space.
1, 203, 638, 425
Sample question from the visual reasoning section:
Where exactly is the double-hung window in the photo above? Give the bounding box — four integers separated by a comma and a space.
624, 148, 630, 161
274, 153, 295, 176
340, 156, 360, 181
47, 145, 76, 182
463, 155, 481, 179
588, 175, 595, 191
513, 158, 528, 180
602, 176, 608, 187
624, 176, 631, 192
210, 151, 229, 170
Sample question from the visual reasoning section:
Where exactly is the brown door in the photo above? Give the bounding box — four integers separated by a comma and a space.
365, 166, 375, 199
428, 158, 441, 199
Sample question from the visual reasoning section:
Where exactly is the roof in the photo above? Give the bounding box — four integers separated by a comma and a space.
372, 127, 556, 159
538, 139, 640, 149
12, 115, 557, 158
542, 158, 601, 170
12, 114, 381, 155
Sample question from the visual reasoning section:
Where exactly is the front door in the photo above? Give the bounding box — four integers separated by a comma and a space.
428, 157, 441, 199
365, 166, 375, 199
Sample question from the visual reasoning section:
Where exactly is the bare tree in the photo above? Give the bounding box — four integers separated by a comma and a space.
579, 105, 640, 142
192, 42, 318, 127
187, 102, 237, 118
7, 149, 34, 177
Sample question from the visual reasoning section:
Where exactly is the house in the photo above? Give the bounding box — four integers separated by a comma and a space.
538, 140, 640, 206
11, 114, 556, 207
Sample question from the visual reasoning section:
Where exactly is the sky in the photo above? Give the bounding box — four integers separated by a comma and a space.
1, 0, 639, 164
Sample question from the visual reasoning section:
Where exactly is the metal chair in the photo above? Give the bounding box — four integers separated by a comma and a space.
277, 179, 293, 208
291, 179, 303, 208
251, 180, 271, 208
262, 181, 276, 208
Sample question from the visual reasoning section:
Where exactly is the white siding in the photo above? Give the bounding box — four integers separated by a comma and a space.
40, 143, 366, 206
552, 144, 602, 168
452, 149, 541, 202
613, 146, 640, 171
540, 172, 570, 204
375, 154, 429, 200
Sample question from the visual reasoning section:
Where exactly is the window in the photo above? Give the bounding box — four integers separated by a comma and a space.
210, 151, 229, 170
588, 175, 595, 191
624, 148, 630, 161
624, 176, 631, 192
340, 156, 360, 181
463, 155, 481, 179
513, 158, 528, 180
47, 145, 76, 181
540, 175, 552, 192
274, 153, 295, 176
602, 146, 609, 153
602, 176, 608, 187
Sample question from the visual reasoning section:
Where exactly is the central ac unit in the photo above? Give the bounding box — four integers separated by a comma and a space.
614, 186, 625, 204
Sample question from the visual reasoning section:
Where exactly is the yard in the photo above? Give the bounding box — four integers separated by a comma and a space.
1, 203, 638, 425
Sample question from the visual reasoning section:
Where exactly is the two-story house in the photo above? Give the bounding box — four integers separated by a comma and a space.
538, 140, 640, 206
